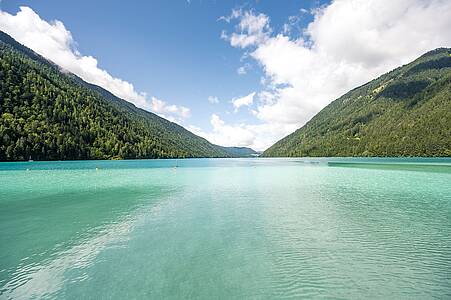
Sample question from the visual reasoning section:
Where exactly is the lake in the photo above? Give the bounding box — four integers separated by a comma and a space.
0, 158, 450, 299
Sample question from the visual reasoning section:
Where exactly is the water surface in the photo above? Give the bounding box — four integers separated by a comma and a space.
0, 158, 450, 299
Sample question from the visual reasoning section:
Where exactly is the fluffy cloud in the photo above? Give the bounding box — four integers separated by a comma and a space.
209, 114, 254, 146
208, 96, 219, 104
189, 114, 298, 150
2, 3, 450, 151
0, 6, 188, 122
217, 0, 451, 150
231, 92, 255, 112
151, 97, 190, 123
220, 9, 271, 48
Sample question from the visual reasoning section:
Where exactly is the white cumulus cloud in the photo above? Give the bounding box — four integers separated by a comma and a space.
151, 97, 191, 122
220, 9, 271, 48
189, 114, 254, 148
231, 92, 255, 112
0, 6, 189, 122
189, 114, 298, 150
216, 0, 451, 150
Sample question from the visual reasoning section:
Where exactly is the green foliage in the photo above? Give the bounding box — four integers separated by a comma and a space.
0, 31, 232, 161
263, 48, 451, 157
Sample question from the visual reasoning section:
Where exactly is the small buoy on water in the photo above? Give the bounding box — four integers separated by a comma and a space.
96, 167, 99, 171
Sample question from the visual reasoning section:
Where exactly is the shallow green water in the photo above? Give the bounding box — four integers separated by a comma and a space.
0, 158, 450, 299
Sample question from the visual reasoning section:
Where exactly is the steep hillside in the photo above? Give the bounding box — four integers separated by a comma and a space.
0, 31, 232, 160
263, 49, 451, 157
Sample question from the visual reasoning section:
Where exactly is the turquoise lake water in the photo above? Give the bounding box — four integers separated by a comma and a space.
0, 158, 450, 299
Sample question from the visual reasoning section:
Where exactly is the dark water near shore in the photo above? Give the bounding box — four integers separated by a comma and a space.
1, 158, 450, 299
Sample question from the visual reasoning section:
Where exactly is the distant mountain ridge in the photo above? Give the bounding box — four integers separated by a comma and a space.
263, 48, 451, 157
220, 146, 259, 157
0, 31, 254, 160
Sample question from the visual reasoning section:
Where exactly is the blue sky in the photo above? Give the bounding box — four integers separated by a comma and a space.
1, 0, 450, 150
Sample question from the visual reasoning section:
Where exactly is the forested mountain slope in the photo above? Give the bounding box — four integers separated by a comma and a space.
263, 48, 451, 157
0, 31, 234, 160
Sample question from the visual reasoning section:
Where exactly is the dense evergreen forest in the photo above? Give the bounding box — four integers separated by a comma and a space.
263, 48, 451, 157
0, 31, 236, 161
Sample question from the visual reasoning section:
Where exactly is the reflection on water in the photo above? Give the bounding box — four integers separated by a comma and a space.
0, 158, 450, 299
328, 161, 451, 173
1, 195, 176, 299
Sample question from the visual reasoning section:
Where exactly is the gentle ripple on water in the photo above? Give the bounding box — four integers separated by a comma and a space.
0, 158, 450, 299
